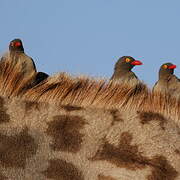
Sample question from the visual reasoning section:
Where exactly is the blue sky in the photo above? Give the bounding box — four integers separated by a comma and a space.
0, 0, 180, 86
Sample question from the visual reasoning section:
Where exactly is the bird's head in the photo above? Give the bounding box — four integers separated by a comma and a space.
159, 62, 176, 78
114, 56, 143, 72
9, 39, 24, 52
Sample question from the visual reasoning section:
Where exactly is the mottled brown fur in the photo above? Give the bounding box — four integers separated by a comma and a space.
0, 173, 7, 180
147, 156, 178, 180
98, 174, 117, 180
0, 128, 38, 168
61, 105, 83, 111
46, 115, 86, 153
110, 109, 124, 126
0, 97, 10, 123
91, 132, 147, 170
92, 132, 178, 180
43, 159, 84, 180
138, 111, 167, 130
25, 101, 40, 112
175, 149, 180, 156
0, 96, 179, 179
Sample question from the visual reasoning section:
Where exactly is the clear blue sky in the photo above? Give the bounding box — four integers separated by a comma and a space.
0, 0, 180, 86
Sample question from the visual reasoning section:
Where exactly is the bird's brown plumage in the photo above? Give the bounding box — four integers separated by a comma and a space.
111, 56, 143, 86
153, 62, 180, 98
0, 39, 37, 78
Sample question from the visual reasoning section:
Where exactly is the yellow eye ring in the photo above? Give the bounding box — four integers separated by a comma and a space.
125, 58, 131, 63
163, 65, 168, 69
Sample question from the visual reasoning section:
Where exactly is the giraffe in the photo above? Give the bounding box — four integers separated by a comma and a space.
0, 57, 179, 180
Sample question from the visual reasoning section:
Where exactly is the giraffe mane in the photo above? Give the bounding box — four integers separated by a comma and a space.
0, 55, 179, 120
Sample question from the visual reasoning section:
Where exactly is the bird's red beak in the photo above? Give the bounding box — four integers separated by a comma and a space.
14, 42, 21, 47
168, 65, 176, 69
131, 60, 143, 65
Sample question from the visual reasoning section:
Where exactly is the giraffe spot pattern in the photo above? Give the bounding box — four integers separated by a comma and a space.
0, 127, 38, 169
138, 111, 167, 130
61, 105, 83, 111
0, 173, 7, 180
46, 115, 86, 153
91, 132, 178, 179
24, 101, 40, 113
42, 159, 84, 180
110, 109, 123, 126
0, 96, 10, 124
91, 132, 147, 170
147, 156, 178, 180
98, 174, 118, 180
175, 149, 180, 156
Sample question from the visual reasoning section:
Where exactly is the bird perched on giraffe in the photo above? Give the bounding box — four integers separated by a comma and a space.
0, 39, 49, 86
0, 38, 37, 78
153, 62, 180, 97
111, 56, 143, 86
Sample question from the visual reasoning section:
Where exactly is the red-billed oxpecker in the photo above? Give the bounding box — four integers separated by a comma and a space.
111, 56, 143, 85
1, 39, 37, 77
153, 63, 180, 97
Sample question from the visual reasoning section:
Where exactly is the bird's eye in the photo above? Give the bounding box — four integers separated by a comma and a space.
125, 58, 131, 63
163, 65, 168, 69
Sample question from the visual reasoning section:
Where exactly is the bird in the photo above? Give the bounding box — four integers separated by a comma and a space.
110, 56, 143, 85
30, 71, 49, 87
1, 38, 37, 78
153, 62, 180, 97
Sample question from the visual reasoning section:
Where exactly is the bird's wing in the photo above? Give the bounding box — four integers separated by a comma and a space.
169, 75, 180, 84
152, 81, 158, 92
132, 72, 138, 79
22, 53, 37, 73
152, 80, 168, 93
128, 71, 139, 81
110, 73, 115, 80
30, 57, 37, 72
166, 75, 180, 96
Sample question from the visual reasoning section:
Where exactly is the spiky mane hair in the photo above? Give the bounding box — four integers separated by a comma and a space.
23, 73, 180, 120
0, 54, 36, 97
0, 55, 179, 122
23, 72, 148, 107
